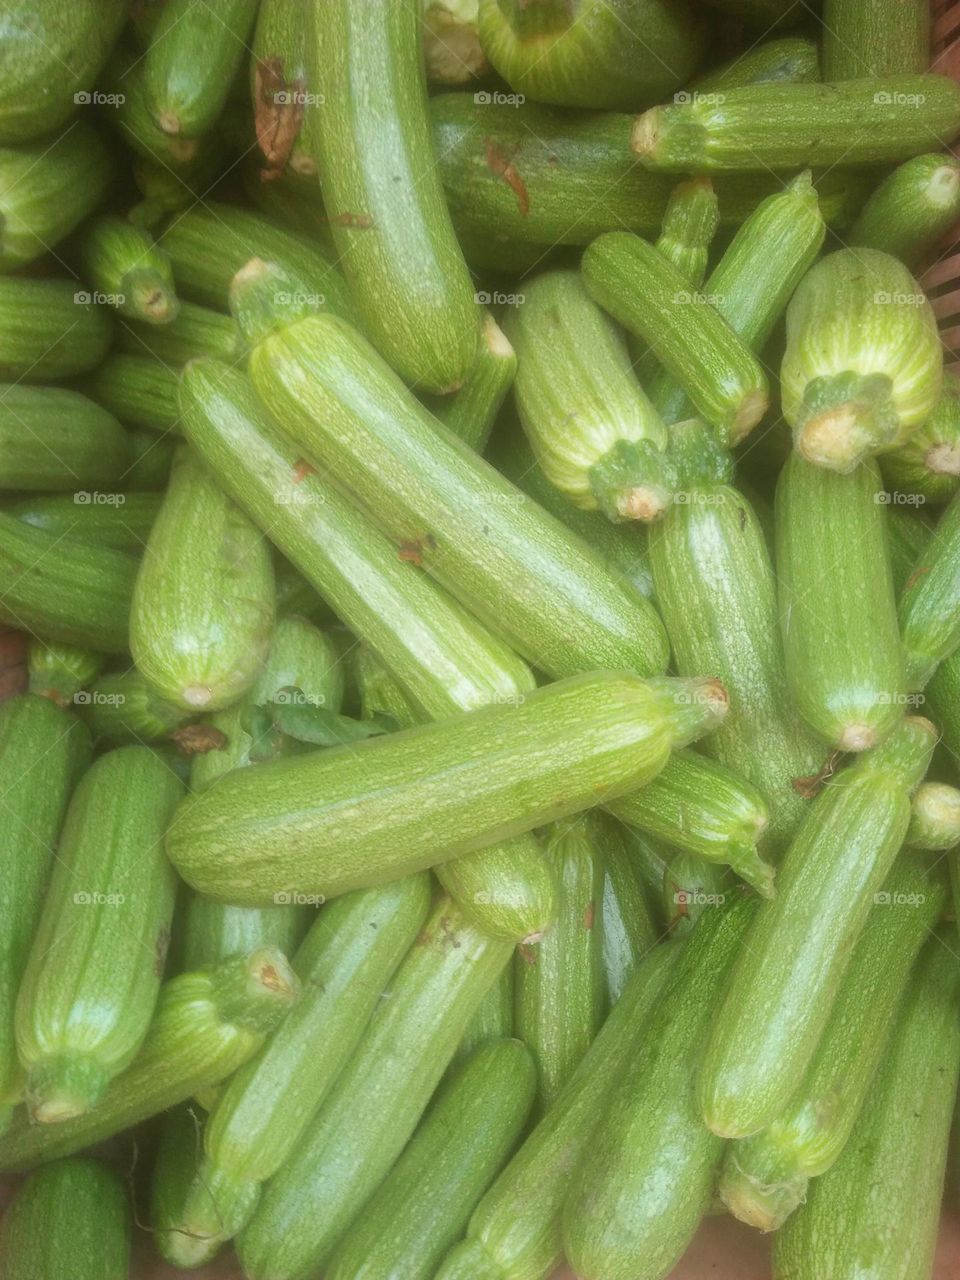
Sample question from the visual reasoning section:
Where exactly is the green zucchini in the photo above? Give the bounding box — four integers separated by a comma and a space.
849, 153, 960, 269
161, 875, 432, 1266
700, 0, 800, 22
304, 0, 480, 393
773, 937, 960, 1280
505, 269, 672, 522
632, 76, 960, 172
599, 817, 659, 1003
100, 45, 207, 170
690, 37, 820, 93
562, 896, 757, 1280
175, 893, 309, 974
662, 852, 730, 940
14, 746, 181, 1122
881, 370, 960, 505
0, 278, 112, 382
616, 825, 671, 921
515, 814, 606, 1114
240, 307, 669, 678
0, 385, 129, 491
130, 143, 227, 230
118, 300, 242, 365
719, 857, 944, 1230
327, 1038, 535, 1280
0, 697, 90, 1114
27, 640, 105, 707
697, 715, 936, 1140
241, 166, 330, 240
0, 1, 128, 143
151, 1104, 209, 1264
0, 513, 136, 653
0, 124, 113, 272
237, 897, 513, 1280
144, 0, 260, 138
125, 428, 176, 491
79, 215, 178, 326
898, 489, 960, 688
781, 249, 943, 471
821, 0, 929, 79
0, 1157, 130, 1280
581, 233, 769, 445
424, 0, 488, 85
776, 453, 905, 750
886, 503, 934, 595
130, 446, 275, 711
650, 419, 827, 847
10, 492, 162, 552
250, 0, 315, 179
435, 942, 679, 1280
424, 312, 517, 452
654, 177, 719, 287
85, 354, 180, 432
608, 747, 773, 894
456, 967, 514, 1064
927, 647, 960, 762
166, 669, 728, 905
78, 670, 191, 746
476, 0, 705, 111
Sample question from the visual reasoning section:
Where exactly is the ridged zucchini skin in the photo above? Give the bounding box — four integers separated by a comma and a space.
434, 943, 679, 1280
0, 513, 136, 653
476, 0, 704, 111
78, 670, 190, 746
697, 716, 936, 1140
144, 0, 259, 138
0, 385, 129, 491
776, 454, 905, 750
179, 360, 537, 723
881, 370, 960, 505
162, 876, 432, 1266
599, 818, 658, 1003
582, 233, 769, 445
425, 313, 517, 452
79, 215, 179, 326
14, 747, 181, 1122
85, 354, 179, 432
0, 1, 128, 143
822, 0, 929, 79
505, 269, 671, 522
244, 314, 669, 678
781, 249, 942, 470
130, 447, 275, 712
718, 858, 944, 1231
0, 1156, 130, 1280
514, 815, 606, 1115
167, 670, 728, 905
773, 937, 960, 1280
0, 124, 113, 271
327, 1038, 535, 1280
654, 177, 719, 286
10, 492, 162, 551
562, 897, 757, 1280
27, 639, 105, 707
691, 37, 820, 93
898, 490, 960, 689
237, 898, 513, 1280
0, 697, 90, 1111
849, 153, 960, 269
0, 278, 112, 381
632, 76, 960, 172
0, 946, 299, 1172
118, 300, 242, 365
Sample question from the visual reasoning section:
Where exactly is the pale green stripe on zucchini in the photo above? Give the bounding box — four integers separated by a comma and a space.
849, 153, 960, 269
690, 37, 819, 93
821, 0, 930, 79
0, 277, 112, 382
79, 215, 179, 326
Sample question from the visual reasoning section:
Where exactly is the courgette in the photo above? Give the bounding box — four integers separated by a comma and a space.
633, 76, 960, 172
175, 893, 310, 975
0, 278, 112, 382
773, 938, 960, 1280
79, 215, 179, 326
599, 818, 659, 1003
424, 0, 488, 85
118, 300, 242, 365
654, 177, 719, 286
0, 385, 129, 491
881, 370, 960, 505
100, 45, 206, 170
237, 898, 513, 1279
78, 670, 191, 746
821, 0, 929, 79
662, 852, 730, 940
130, 446, 275, 711
10, 492, 162, 552
697, 715, 936, 1140
690, 37, 820, 93
424, 312, 517, 452
125, 428, 176, 491
456, 967, 515, 1064
85, 354, 180, 432
250, 0, 316, 180
26, 640, 105, 708
886, 503, 934, 595
898, 488, 960, 688
239, 306, 669, 678
14, 747, 181, 1122
849, 153, 960, 269
504, 269, 672, 522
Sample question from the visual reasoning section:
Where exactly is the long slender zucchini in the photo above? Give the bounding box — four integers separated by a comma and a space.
327, 1038, 535, 1280
130, 446, 275, 711
514, 814, 606, 1114
79, 215, 179, 326
562, 896, 757, 1280
0, 385, 129, 491
690, 37, 820, 93
849, 153, 960, 269
697, 716, 936, 1140
0, 697, 90, 1117
599, 818, 659, 1003
0, 1157, 130, 1280
633, 76, 960, 172
821, 0, 929, 79
719, 857, 944, 1230
85, 354, 180, 432
304, 0, 480, 392
239, 304, 669, 678
881, 370, 960, 505
435, 943, 679, 1280
10, 492, 162, 552
504, 269, 672, 522
237, 898, 513, 1280
773, 937, 960, 1280
581, 233, 769, 445
776, 453, 905, 750
27, 640, 105, 707
118, 300, 242, 365
424, 312, 517, 452
0, 946, 299, 1171
898, 489, 960, 689
0, 278, 112, 382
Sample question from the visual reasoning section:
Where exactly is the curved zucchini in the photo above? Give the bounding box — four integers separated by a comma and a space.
78, 670, 191, 746
118, 300, 242, 365
79, 215, 179, 325
0, 278, 112, 382
130, 446, 275, 711
0, 385, 129, 491
776, 453, 905, 751
881, 370, 960, 505
581, 232, 768, 445
781, 249, 943, 471
821, 0, 929, 79
304, 0, 480, 392
424, 312, 517, 452
10, 492, 162, 551
505, 269, 671, 522
697, 715, 936, 1140
898, 489, 960, 689
690, 37, 820, 93
599, 818, 659, 1003
27, 640, 105, 707
654, 177, 719, 286
849, 153, 960, 269
85, 354, 179, 432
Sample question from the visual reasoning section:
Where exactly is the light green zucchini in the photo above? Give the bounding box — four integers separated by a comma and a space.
85, 354, 179, 432
654, 177, 719, 287
79, 215, 179, 325
849, 153, 960, 269
424, 312, 517, 452
0, 278, 112, 382
118, 300, 242, 365
456, 967, 515, 1064
10, 492, 162, 552
78, 670, 191, 745
898, 488, 960, 688
881, 370, 960, 505
690, 37, 820, 93
599, 817, 659, 1002
175, 893, 309, 975
886, 504, 934, 595
27, 640, 105, 707
662, 852, 730, 940
821, 0, 930, 79
0, 385, 129, 491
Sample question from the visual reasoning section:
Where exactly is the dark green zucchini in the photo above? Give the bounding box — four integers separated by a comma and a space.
118, 300, 242, 365
849, 152, 960, 269
0, 278, 112, 382
79, 215, 179, 325
125, 428, 176, 491
690, 37, 820, 93
85, 354, 180, 432
10, 492, 162, 551
26, 640, 105, 707
898, 488, 960, 689
822, 0, 930, 79
0, 386, 129, 491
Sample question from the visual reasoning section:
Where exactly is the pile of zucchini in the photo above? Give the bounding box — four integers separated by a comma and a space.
4, 1, 960, 1278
